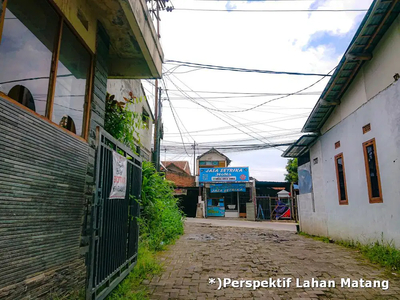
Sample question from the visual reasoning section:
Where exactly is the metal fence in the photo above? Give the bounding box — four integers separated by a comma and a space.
256, 196, 298, 221
87, 128, 142, 300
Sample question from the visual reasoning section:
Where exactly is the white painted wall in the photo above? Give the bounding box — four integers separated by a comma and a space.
298, 160, 329, 237
322, 14, 400, 134
107, 79, 154, 161
302, 80, 400, 246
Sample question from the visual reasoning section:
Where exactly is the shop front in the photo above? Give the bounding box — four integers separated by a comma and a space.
199, 167, 252, 218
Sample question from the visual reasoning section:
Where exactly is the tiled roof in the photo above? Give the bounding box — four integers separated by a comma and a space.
162, 161, 191, 175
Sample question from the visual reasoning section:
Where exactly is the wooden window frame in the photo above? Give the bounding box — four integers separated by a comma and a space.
0, 0, 94, 141
0, 0, 7, 42
363, 138, 382, 203
334, 153, 348, 205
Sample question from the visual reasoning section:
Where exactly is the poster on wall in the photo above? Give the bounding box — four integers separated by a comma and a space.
298, 162, 312, 194
109, 151, 127, 199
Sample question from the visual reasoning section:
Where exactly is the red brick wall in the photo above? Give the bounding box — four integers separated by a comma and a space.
165, 171, 195, 187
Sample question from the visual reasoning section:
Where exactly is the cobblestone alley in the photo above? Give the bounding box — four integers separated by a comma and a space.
144, 220, 400, 300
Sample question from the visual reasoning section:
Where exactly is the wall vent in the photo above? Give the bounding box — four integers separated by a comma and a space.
363, 123, 371, 134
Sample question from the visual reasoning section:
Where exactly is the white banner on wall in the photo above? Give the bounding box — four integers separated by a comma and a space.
109, 151, 128, 199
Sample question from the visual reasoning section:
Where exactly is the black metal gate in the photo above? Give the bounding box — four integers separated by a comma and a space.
256, 196, 298, 221
87, 128, 142, 300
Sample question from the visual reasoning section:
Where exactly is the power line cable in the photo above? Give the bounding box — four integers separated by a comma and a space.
166, 92, 321, 100
177, 66, 336, 113
165, 74, 272, 144
165, 60, 332, 77
161, 77, 196, 143
165, 89, 322, 96
194, 0, 345, 1
172, 8, 368, 12
164, 73, 283, 149
164, 90, 191, 157
164, 112, 307, 135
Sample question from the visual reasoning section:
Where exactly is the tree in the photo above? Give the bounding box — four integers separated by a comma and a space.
284, 158, 298, 183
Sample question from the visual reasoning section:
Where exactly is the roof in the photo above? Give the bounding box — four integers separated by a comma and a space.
197, 148, 231, 165
255, 181, 290, 188
302, 0, 400, 133
162, 161, 191, 175
281, 134, 319, 158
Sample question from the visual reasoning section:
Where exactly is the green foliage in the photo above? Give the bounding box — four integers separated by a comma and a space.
107, 162, 184, 300
107, 244, 162, 300
337, 239, 400, 272
298, 231, 330, 243
300, 232, 400, 273
104, 93, 147, 152
284, 158, 298, 183
139, 161, 185, 252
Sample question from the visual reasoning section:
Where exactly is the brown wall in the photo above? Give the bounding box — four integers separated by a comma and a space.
165, 171, 195, 188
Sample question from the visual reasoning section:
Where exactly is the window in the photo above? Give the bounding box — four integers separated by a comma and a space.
334, 153, 348, 205
0, 0, 93, 138
52, 23, 91, 137
363, 138, 382, 203
335, 141, 340, 149
142, 108, 150, 129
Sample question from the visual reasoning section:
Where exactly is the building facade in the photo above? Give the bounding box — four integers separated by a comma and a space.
0, 0, 162, 298
283, 0, 400, 246
196, 148, 255, 219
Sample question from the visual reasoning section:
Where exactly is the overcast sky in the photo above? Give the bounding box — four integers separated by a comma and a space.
144, 0, 373, 181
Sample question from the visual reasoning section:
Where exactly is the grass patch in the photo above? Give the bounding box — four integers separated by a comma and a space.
107, 244, 163, 300
298, 231, 331, 243
299, 232, 400, 273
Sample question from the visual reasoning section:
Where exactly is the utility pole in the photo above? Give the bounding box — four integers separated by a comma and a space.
192, 141, 196, 176
153, 80, 159, 168
152, 0, 161, 170
153, 87, 162, 171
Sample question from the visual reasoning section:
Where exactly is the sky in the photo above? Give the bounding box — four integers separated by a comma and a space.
143, 0, 373, 181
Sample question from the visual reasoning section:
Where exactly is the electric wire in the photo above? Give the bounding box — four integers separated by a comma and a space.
165, 60, 332, 77
161, 83, 192, 157
176, 65, 336, 113
161, 77, 196, 143
164, 73, 288, 150
172, 8, 368, 12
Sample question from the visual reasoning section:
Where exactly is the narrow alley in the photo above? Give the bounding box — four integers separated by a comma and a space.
145, 220, 400, 300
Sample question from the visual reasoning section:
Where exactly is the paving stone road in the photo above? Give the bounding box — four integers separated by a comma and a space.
144, 220, 400, 300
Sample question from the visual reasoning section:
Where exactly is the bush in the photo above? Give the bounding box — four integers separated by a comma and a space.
107, 244, 162, 300
107, 162, 185, 300
139, 161, 185, 251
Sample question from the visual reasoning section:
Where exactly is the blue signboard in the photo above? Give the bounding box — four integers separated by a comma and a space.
207, 198, 225, 217
199, 167, 249, 182
210, 183, 246, 193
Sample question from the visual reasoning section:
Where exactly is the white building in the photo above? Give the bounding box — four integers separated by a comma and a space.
283, 0, 400, 246
107, 79, 154, 161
